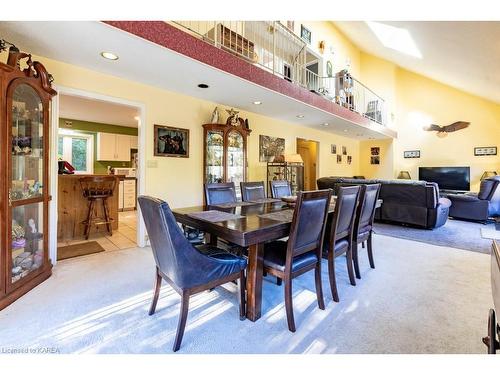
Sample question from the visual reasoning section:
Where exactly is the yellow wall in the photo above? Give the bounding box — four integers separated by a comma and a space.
15, 53, 360, 208
359, 138, 395, 180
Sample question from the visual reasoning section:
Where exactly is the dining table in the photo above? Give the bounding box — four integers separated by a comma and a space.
172, 197, 382, 322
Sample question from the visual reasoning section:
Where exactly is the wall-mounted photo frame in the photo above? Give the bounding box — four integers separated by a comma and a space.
300, 24, 312, 44
404, 150, 420, 158
347, 155, 352, 165
474, 146, 497, 156
154, 125, 189, 158
337, 154, 342, 164
370, 147, 380, 156
370, 156, 380, 165
342, 146, 347, 155
331, 144, 337, 154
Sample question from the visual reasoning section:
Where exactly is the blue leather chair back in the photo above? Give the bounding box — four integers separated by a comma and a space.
356, 184, 381, 231
138, 196, 243, 289
204, 182, 237, 205
288, 189, 332, 257
330, 186, 360, 241
270, 180, 292, 198
240, 181, 266, 201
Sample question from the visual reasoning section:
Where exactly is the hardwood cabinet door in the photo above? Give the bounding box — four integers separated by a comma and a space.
97, 133, 116, 161
115, 135, 131, 161
118, 180, 124, 210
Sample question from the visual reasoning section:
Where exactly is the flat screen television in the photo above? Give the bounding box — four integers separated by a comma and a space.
418, 166, 470, 191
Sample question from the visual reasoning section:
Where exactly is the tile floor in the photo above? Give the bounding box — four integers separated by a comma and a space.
57, 210, 138, 252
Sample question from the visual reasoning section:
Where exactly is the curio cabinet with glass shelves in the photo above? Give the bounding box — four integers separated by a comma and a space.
0, 44, 57, 310
203, 118, 251, 200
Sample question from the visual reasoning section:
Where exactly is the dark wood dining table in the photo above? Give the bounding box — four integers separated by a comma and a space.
172, 198, 382, 322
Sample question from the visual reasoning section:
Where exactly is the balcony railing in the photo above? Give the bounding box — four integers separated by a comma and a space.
171, 21, 386, 126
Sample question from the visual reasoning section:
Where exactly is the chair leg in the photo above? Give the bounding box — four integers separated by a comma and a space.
361, 241, 365, 249
84, 200, 94, 240
173, 291, 190, 352
239, 270, 246, 320
284, 277, 296, 332
367, 232, 375, 269
353, 242, 361, 280
314, 261, 325, 310
327, 251, 339, 302
276, 277, 282, 286
103, 198, 112, 236
149, 267, 162, 315
346, 246, 356, 286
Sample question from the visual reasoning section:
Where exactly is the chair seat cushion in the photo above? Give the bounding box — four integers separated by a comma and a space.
264, 240, 317, 272
323, 238, 349, 255
196, 244, 247, 268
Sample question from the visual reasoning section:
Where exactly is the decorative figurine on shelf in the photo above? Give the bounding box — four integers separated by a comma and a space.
210, 107, 220, 124
28, 218, 37, 234
11, 220, 26, 249
26, 218, 42, 254
225, 108, 243, 127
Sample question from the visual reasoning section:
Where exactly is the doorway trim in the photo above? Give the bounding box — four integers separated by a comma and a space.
296, 137, 320, 191
49, 85, 147, 265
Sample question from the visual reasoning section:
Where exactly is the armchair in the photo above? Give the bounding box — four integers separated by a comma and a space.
448, 176, 500, 222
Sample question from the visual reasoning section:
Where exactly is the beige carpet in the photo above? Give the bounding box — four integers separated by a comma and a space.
0, 234, 492, 354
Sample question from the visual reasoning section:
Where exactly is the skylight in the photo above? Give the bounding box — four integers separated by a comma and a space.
366, 22, 422, 59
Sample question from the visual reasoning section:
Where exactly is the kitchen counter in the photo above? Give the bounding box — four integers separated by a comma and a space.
57, 174, 120, 240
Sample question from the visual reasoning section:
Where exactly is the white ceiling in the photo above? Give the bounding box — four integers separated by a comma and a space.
0, 21, 393, 139
334, 21, 500, 104
60, 94, 139, 127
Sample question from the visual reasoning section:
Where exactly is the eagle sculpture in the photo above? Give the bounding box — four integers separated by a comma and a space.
423, 121, 470, 137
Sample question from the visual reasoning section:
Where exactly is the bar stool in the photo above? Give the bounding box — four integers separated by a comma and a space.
79, 176, 118, 240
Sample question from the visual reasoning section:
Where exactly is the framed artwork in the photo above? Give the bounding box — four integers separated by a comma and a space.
259, 135, 285, 162
404, 150, 420, 158
342, 146, 347, 155
337, 155, 342, 164
331, 144, 337, 154
370, 147, 380, 156
474, 146, 497, 156
347, 155, 352, 165
326, 61, 333, 77
300, 24, 312, 44
154, 125, 189, 158
370, 156, 380, 165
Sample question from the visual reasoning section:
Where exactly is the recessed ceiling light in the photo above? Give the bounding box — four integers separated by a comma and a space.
366, 21, 422, 59
296, 114, 304, 119
100, 51, 119, 60
197, 83, 209, 89
253, 101, 262, 105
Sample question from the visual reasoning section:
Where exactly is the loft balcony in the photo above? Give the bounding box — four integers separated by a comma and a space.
172, 21, 389, 128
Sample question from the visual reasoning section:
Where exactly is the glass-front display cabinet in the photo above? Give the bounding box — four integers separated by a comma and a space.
203, 120, 251, 200
1, 45, 57, 310
267, 162, 304, 196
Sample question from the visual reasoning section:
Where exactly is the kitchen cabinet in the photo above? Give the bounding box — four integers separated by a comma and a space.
97, 133, 137, 161
130, 135, 138, 149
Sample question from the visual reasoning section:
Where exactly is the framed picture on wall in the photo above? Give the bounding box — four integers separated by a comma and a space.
331, 144, 337, 154
259, 135, 285, 162
370, 156, 380, 165
154, 125, 189, 158
342, 146, 347, 155
300, 25, 312, 44
370, 147, 380, 156
337, 155, 342, 164
347, 155, 352, 164
404, 150, 420, 158
474, 146, 497, 156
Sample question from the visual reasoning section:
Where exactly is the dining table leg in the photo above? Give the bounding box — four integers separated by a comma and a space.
246, 242, 264, 322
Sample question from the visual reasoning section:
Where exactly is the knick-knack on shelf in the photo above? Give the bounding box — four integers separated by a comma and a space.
210, 107, 220, 123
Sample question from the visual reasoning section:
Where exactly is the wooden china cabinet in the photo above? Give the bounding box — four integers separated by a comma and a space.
203, 118, 251, 197
0, 45, 57, 310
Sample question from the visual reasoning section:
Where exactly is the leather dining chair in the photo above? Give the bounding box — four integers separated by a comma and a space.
240, 181, 266, 201
324, 185, 360, 302
138, 196, 247, 352
352, 184, 381, 279
263, 189, 332, 332
269, 180, 292, 198
204, 182, 237, 205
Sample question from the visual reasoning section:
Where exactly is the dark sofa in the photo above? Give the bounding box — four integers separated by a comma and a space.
317, 177, 452, 229
447, 176, 500, 221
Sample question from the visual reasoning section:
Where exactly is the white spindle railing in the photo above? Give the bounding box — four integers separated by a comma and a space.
171, 21, 386, 126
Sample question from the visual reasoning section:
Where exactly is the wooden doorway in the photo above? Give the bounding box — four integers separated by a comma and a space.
297, 138, 319, 191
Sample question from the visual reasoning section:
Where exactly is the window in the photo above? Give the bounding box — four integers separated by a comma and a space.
58, 130, 94, 174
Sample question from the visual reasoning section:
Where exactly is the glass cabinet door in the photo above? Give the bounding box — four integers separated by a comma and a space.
9, 83, 46, 285
205, 130, 224, 183
226, 130, 244, 191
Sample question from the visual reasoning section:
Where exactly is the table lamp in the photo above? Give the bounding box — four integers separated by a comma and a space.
397, 171, 411, 179
480, 171, 497, 181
